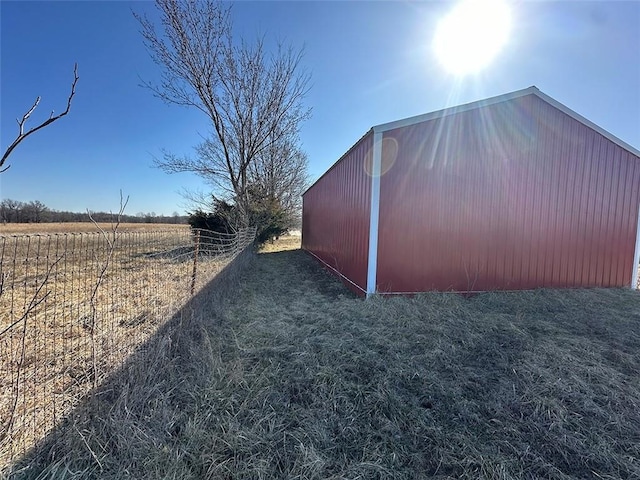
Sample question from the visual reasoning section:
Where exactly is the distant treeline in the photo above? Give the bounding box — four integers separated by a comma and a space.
0, 199, 188, 224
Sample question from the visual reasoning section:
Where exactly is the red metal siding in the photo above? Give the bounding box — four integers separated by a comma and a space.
376, 95, 640, 293
302, 132, 373, 293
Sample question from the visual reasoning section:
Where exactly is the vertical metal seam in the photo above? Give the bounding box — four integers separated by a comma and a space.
366, 131, 383, 297
632, 199, 640, 289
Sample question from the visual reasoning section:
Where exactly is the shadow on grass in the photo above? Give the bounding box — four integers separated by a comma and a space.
5, 247, 256, 479
6, 243, 640, 479
260, 248, 356, 301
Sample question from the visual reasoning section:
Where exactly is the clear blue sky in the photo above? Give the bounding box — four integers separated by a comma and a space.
1, 1, 639, 216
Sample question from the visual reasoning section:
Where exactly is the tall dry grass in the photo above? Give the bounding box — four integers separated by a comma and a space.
5, 238, 640, 479
0, 227, 253, 467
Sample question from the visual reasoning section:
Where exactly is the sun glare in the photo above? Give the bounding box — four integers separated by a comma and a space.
433, 0, 512, 76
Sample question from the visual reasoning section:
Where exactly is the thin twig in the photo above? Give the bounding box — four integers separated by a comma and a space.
87, 191, 129, 388
1, 64, 79, 172
0, 255, 63, 339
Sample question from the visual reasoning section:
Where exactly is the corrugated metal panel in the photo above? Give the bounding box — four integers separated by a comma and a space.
302, 132, 373, 294
376, 94, 640, 293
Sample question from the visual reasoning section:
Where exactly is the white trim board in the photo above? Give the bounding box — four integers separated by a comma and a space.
632, 200, 640, 289
366, 131, 383, 297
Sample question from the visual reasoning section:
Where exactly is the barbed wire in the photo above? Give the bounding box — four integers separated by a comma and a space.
0, 226, 256, 466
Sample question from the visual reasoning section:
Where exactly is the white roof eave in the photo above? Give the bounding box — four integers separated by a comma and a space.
372, 86, 640, 159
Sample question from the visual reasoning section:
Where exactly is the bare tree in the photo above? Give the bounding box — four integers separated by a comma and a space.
135, 0, 311, 225
1, 64, 79, 173
247, 127, 309, 221
0, 199, 23, 223
21, 200, 49, 223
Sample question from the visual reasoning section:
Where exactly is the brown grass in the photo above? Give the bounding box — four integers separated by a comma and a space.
259, 233, 301, 253
0, 223, 189, 235
0, 228, 249, 466
4, 238, 640, 479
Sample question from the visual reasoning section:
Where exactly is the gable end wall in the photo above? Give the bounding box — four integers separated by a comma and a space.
375, 94, 640, 292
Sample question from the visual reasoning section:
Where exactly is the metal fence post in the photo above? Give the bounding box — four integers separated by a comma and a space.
190, 230, 200, 295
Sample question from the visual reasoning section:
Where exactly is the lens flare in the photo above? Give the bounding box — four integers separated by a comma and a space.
364, 137, 399, 177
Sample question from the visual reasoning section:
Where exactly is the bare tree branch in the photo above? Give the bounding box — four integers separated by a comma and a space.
0, 255, 63, 444
135, 1, 311, 226
1, 63, 79, 173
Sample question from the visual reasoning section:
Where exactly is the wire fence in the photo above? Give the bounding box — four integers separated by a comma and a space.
0, 226, 256, 466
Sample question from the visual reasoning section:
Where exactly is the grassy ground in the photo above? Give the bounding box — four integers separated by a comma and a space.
260, 233, 302, 253
6, 239, 640, 479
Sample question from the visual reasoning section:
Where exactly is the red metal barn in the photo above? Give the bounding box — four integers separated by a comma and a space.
302, 87, 640, 296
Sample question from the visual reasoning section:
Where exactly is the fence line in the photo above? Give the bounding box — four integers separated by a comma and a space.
0, 226, 256, 466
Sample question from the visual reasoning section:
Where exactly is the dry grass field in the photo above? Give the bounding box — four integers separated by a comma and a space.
5, 238, 640, 479
0, 226, 253, 467
0, 223, 189, 235
259, 232, 301, 253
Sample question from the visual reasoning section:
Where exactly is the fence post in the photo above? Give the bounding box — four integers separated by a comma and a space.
190, 230, 200, 295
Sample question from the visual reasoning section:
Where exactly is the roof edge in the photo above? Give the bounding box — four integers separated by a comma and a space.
305, 87, 640, 197
372, 86, 640, 158
531, 89, 640, 158
303, 128, 373, 196
372, 86, 540, 133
